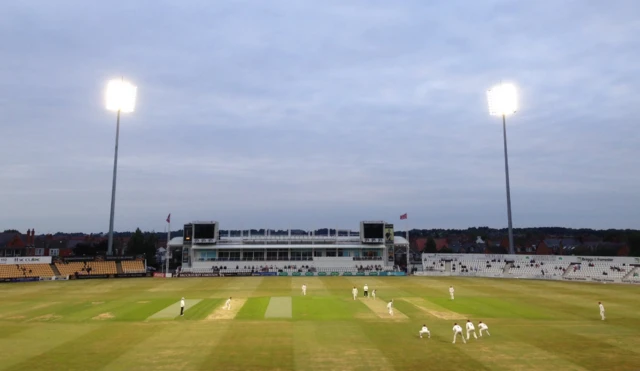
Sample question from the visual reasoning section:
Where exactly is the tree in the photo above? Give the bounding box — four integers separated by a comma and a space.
424, 237, 437, 253
127, 228, 146, 256
2, 229, 19, 234
95, 240, 108, 255
628, 232, 640, 257
73, 243, 95, 256
143, 233, 158, 267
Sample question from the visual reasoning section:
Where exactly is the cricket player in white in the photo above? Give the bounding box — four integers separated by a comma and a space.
387, 299, 394, 316
372, 289, 376, 300
363, 284, 369, 298
180, 297, 185, 316
452, 323, 466, 344
478, 321, 490, 336
223, 297, 232, 310
352, 286, 358, 300
599, 302, 605, 320
465, 320, 478, 340
302, 284, 307, 296
419, 324, 431, 339
449, 286, 455, 300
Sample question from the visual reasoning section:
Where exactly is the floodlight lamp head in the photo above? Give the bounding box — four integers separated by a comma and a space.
487, 82, 518, 116
106, 79, 137, 113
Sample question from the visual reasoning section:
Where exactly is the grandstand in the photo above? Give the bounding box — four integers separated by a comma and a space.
121, 260, 145, 273
563, 261, 631, 280
419, 253, 640, 284
0, 263, 55, 279
55, 261, 117, 276
508, 261, 569, 278
175, 220, 402, 274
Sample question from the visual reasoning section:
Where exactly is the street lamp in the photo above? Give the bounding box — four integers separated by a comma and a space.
105, 79, 137, 255
487, 82, 517, 255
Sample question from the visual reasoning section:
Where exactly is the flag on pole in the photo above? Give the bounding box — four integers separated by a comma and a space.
166, 213, 171, 223
400, 213, 408, 220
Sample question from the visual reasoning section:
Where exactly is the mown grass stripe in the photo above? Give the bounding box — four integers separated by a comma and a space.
184, 299, 224, 320
265, 297, 292, 318
147, 299, 201, 320
235, 297, 270, 320
4, 323, 159, 371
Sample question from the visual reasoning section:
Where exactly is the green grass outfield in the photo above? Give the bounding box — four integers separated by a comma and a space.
0, 276, 639, 371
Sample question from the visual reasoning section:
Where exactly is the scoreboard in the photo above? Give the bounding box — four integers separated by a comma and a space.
183, 221, 219, 244
360, 221, 385, 244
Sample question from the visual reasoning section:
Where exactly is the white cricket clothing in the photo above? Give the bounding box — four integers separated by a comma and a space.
387, 301, 394, 315
302, 285, 307, 295
478, 323, 490, 336
372, 290, 376, 299
352, 288, 358, 299
419, 326, 430, 338
466, 323, 478, 340
449, 287, 455, 299
599, 304, 605, 320
466, 322, 475, 331
364, 285, 369, 291
224, 299, 231, 309
452, 325, 466, 344
180, 299, 185, 308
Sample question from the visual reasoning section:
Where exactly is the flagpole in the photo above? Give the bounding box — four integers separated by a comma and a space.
405, 217, 409, 274
166, 214, 170, 276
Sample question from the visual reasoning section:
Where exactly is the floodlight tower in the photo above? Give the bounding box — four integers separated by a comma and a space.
487, 83, 518, 255
105, 78, 137, 255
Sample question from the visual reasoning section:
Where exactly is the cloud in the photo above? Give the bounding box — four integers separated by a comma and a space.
1, 0, 639, 232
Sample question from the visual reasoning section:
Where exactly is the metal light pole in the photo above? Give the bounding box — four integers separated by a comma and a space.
487, 83, 518, 254
105, 79, 137, 255
107, 109, 121, 256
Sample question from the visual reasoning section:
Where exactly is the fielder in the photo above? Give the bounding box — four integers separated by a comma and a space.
223, 297, 232, 310
449, 286, 455, 300
599, 302, 605, 320
452, 323, 466, 344
478, 321, 490, 336
363, 284, 369, 298
302, 284, 307, 296
180, 297, 185, 316
419, 324, 431, 339
387, 299, 394, 316
352, 286, 358, 300
372, 289, 376, 300
466, 320, 478, 340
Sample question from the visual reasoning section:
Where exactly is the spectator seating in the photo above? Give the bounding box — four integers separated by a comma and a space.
0, 264, 55, 279
422, 259, 446, 272
625, 267, 640, 282
121, 260, 145, 273
564, 263, 629, 280
55, 261, 117, 276
509, 263, 569, 278
453, 260, 505, 275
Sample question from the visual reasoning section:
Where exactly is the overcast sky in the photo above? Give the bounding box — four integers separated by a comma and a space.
1, 0, 639, 234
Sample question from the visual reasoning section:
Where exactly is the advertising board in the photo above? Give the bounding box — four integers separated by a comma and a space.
179, 272, 221, 277
0, 257, 52, 265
